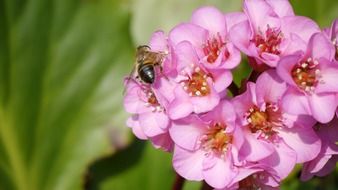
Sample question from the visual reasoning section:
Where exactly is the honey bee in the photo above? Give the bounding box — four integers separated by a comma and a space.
126, 45, 167, 86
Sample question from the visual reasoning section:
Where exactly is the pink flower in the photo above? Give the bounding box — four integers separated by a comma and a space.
277, 32, 338, 123
230, 0, 320, 68
232, 70, 321, 179
324, 19, 338, 61
169, 6, 240, 94
301, 118, 338, 181
124, 79, 173, 151
165, 41, 221, 120
170, 100, 251, 189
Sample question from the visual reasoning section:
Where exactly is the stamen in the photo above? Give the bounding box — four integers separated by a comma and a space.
291, 58, 320, 93
182, 67, 211, 97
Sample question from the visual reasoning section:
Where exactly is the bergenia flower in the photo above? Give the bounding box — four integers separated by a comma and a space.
277, 32, 338, 123
230, 0, 320, 68
170, 100, 250, 189
232, 70, 321, 179
169, 6, 240, 93
301, 117, 338, 181
166, 41, 221, 120
124, 79, 173, 151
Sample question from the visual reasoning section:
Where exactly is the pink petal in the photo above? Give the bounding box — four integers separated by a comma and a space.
149, 30, 168, 52
168, 86, 193, 120
175, 41, 199, 71
151, 132, 173, 152
139, 112, 168, 137
212, 69, 232, 93
266, 0, 294, 17
281, 16, 320, 43
281, 33, 307, 55
308, 93, 338, 123
225, 12, 247, 31
169, 23, 208, 47
256, 70, 287, 105
229, 167, 262, 187
282, 88, 311, 115
127, 116, 147, 140
203, 155, 237, 189
260, 140, 297, 179
243, 0, 276, 30
301, 155, 332, 181
307, 32, 335, 60
223, 42, 242, 69
123, 81, 147, 114
314, 155, 338, 177
191, 6, 226, 35
190, 82, 220, 114
229, 20, 253, 56
239, 128, 275, 162
170, 116, 206, 151
282, 113, 316, 129
173, 145, 204, 181
277, 125, 321, 163
316, 59, 338, 93
232, 82, 256, 120
276, 53, 302, 87
260, 53, 280, 67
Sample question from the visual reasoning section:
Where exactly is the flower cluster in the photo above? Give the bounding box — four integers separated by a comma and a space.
124, 0, 338, 189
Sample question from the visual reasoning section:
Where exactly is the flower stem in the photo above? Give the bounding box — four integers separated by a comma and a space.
172, 173, 185, 190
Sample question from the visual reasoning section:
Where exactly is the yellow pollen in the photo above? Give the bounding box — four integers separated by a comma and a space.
184, 69, 211, 97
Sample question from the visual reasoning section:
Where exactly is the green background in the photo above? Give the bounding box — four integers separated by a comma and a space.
0, 0, 337, 189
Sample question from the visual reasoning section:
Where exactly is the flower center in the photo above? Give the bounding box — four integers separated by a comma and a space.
200, 123, 232, 155
203, 33, 229, 63
254, 26, 283, 55
246, 104, 282, 140
182, 67, 211, 97
238, 173, 266, 190
143, 90, 163, 112
291, 57, 321, 92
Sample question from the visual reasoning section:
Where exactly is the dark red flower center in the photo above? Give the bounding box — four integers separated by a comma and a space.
182, 67, 211, 97
238, 173, 267, 190
203, 33, 229, 63
143, 89, 163, 112
291, 57, 320, 92
254, 26, 283, 55
246, 104, 283, 140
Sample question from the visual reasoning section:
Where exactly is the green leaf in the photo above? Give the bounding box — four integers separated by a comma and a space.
291, 0, 338, 27
0, 0, 133, 189
87, 140, 175, 190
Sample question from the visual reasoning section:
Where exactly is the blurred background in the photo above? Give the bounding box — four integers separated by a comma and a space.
0, 0, 337, 189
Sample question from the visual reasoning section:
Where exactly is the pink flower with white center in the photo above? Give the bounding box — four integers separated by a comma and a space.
277, 32, 338, 123
324, 19, 338, 61
124, 79, 173, 151
301, 118, 338, 181
169, 6, 241, 93
166, 41, 220, 120
232, 70, 321, 179
230, 0, 320, 68
170, 100, 252, 189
